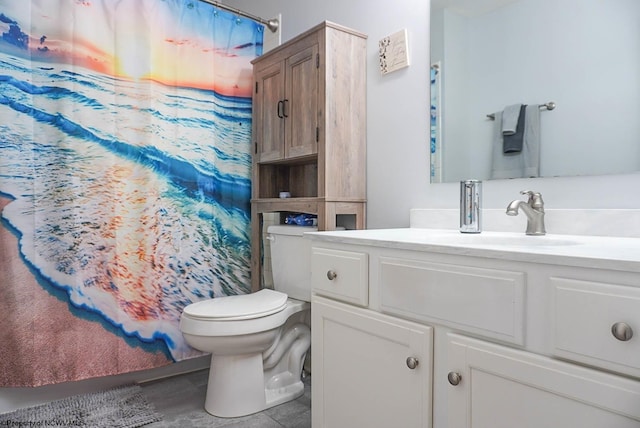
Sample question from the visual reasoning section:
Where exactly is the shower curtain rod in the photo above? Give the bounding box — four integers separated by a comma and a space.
198, 0, 279, 32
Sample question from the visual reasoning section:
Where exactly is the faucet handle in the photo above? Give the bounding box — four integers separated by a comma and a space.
520, 190, 544, 209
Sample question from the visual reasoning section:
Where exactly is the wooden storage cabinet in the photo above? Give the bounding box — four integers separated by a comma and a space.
253, 42, 319, 162
251, 22, 367, 290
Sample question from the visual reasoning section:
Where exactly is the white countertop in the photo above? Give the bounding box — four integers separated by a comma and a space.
305, 228, 640, 273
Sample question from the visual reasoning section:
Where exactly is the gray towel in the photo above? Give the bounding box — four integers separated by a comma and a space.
503, 104, 526, 153
491, 104, 541, 179
501, 104, 522, 135
522, 104, 540, 178
491, 113, 523, 179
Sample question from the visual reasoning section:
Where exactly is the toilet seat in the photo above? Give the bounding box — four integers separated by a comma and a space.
180, 294, 309, 337
182, 289, 288, 321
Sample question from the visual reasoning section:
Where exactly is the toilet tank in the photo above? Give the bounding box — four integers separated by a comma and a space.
267, 225, 316, 301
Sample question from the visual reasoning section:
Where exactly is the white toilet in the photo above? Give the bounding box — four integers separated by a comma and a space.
179, 225, 314, 418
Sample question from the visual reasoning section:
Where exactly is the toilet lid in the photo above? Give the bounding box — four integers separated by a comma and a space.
183, 289, 288, 321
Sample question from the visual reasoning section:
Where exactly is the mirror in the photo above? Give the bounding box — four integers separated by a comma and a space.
430, 0, 640, 183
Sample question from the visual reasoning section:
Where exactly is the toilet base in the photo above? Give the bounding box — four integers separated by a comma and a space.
204, 354, 306, 418
205, 353, 265, 418
265, 379, 305, 408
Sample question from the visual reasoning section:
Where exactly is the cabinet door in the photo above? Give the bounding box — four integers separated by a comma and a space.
446, 333, 640, 428
254, 61, 285, 162
312, 295, 433, 428
285, 44, 319, 159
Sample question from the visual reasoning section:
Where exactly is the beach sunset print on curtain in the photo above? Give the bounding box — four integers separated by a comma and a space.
0, 0, 263, 386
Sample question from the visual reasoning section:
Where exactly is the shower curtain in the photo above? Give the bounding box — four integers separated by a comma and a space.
0, 0, 263, 387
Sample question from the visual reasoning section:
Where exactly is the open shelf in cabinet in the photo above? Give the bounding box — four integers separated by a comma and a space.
257, 157, 318, 199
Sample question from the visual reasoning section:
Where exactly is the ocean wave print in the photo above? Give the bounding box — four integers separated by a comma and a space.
0, 52, 254, 361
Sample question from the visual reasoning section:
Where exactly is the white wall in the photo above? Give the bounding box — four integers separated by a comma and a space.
227, 0, 640, 229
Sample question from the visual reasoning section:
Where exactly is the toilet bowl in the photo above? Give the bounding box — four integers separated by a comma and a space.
179, 225, 315, 418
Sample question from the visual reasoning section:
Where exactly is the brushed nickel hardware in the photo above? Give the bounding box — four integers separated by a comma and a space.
611, 322, 633, 341
199, 0, 279, 33
447, 371, 462, 386
506, 190, 546, 235
487, 102, 556, 120
406, 357, 419, 370
326, 270, 337, 281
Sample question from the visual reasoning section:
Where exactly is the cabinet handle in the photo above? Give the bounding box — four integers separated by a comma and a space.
326, 270, 337, 281
283, 99, 289, 117
277, 100, 284, 118
611, 322, 634, 341
406, 357, 419, 370
447, 371, 462, 386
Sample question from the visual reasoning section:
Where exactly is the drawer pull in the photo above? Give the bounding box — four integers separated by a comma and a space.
406, 357, 419, 369
326, 270, 337, 281
447, 371, 462, 386
611, 322, 634, 342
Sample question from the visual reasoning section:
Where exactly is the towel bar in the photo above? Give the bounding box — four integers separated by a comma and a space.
487, 102, 556, 120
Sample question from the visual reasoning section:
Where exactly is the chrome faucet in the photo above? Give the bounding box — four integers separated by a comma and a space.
506, 190, 546, 235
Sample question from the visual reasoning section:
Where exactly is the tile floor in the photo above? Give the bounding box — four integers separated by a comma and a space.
142, 369, 311, 428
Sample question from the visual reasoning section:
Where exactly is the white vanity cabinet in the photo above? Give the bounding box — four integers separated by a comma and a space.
311, 248, 433, 428
447, 333, 640, 427
550, 277, 640, 379
312, 295, 433, 428
307, 230, 640, 428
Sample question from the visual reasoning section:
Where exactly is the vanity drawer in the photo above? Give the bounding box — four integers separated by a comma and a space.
551, 277, 640, 378
312, 247, 368, 306
379, 257, 526, 345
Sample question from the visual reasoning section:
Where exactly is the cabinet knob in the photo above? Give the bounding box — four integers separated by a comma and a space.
326, 270, 337, 281
406, 357, 419, 370
447, 371, 462, 386
611, 322, 634, 342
